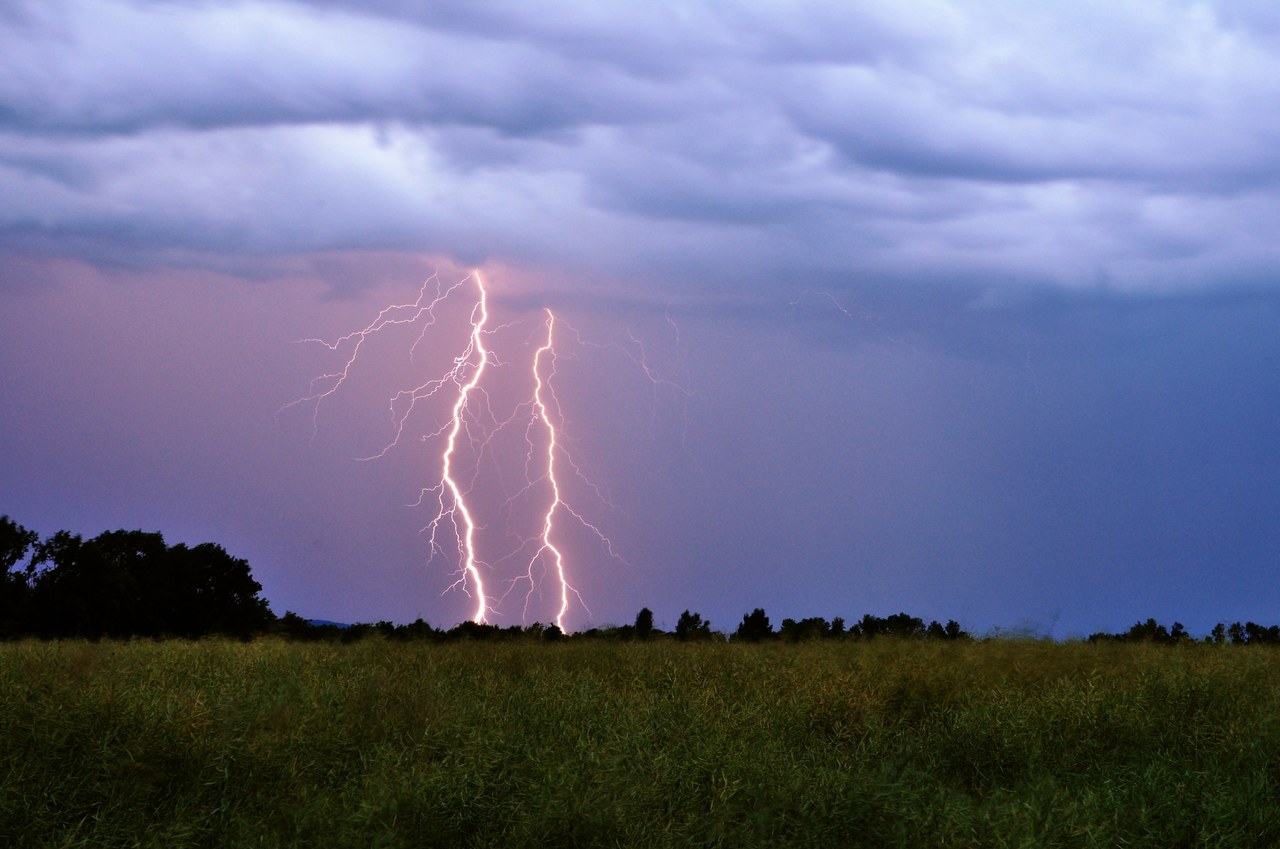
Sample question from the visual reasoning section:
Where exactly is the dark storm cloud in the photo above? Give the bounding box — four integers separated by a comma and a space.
3, 0, 1280, 298
0, 5, 679, 135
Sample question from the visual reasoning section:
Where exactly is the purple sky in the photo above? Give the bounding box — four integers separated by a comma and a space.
3, 0, 1279, 637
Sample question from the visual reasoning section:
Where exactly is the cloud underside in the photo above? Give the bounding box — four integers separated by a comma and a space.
3, 0, 1280, 295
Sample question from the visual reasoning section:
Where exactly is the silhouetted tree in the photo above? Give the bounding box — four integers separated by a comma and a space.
1245, 621, 1280, 645
886, 612, 926, 638
851, 612, 926, 639
30, 530, 160, 638
26, 529, 272, 639
164, 542, 274, 637
1088, 618, 1204, 645
399, 618, 441, 641
849, 613, 878, 639
779, 616, 829, 641
733, 608, 772, 642
0, 516, 37, 573
278, 611, 322, 640
1126, 618, 1171, 643
0, 516, 38, 637
634, 607, 655, 640
448, 620, 502, 640
924, 619, 969, 640
675, 610, 711, 641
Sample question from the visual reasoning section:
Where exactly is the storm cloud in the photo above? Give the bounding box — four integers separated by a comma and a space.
5, 0, 1280, 296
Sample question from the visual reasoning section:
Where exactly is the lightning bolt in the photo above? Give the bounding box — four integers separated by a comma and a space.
496, 308, 622, 630
428, 272, 491, 624
526, 309, 577, 630
285, 270, 671, 632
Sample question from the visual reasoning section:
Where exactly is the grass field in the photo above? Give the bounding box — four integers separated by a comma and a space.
4, 638, 1280, 848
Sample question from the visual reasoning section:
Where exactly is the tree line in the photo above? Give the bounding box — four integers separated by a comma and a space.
271, 608, 972, 644
1087, 618, 1280, 646
2, 515, 973, 644
672, 607, 969, 643
277, 604, 975, 644
6, 515, 1280, 646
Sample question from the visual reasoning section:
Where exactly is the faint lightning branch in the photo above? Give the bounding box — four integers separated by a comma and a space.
551, 315, 692, 500
664, 299, 681, 346
813, 291, 854, 321
789, 290, 855, 322
277, 273, 467, 439
790, 289, 903, 346
555, 316, 691, 399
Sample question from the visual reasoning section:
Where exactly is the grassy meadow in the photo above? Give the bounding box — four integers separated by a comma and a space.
4, 638, 1280, 848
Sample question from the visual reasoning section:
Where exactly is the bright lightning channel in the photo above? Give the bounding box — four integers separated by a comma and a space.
286, 270, 649, 632
525, 309, 579, 631
430, 272, 491, 624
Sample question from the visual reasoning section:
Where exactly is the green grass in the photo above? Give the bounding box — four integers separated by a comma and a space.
4, 639, 1280, 848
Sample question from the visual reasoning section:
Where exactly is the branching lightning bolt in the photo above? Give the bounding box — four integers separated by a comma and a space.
284, 270, 673, 631
495, 308, 629, 629
278, 274, 468, 441
428, 273, 491, 624
526, 310, 577, 630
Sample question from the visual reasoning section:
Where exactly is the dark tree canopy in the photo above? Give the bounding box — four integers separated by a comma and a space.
1089, 619, 1280, 646
734, 608, 772, 642
850, 612, 926, 639
675, 610, 712, 641
1, 516, 37, 573
779, 616, 830, 641
2, 522, 273, 639
634, 607, 654, 640
0, 516, 40, 636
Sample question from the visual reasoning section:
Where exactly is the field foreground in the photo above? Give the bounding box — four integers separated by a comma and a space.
3, 639, 1279, 848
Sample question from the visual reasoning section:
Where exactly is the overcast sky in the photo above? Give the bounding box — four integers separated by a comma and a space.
3, 0, 1279, 636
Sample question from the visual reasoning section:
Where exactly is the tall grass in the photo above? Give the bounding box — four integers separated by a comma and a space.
4, 638, 1279, 847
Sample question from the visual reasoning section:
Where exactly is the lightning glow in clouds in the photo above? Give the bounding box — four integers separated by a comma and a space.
283, 272, 628, 631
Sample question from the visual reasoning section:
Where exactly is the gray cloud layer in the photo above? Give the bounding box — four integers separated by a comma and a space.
3, 0, 1280, 295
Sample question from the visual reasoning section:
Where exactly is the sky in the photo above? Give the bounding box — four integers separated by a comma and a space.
2, 0, 1279, 638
